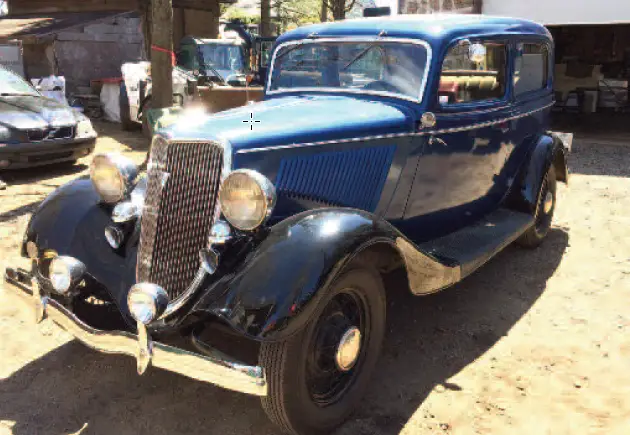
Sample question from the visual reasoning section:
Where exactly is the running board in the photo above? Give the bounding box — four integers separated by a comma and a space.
418, 208, 534, 283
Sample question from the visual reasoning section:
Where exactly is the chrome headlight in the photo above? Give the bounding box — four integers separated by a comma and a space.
219, 170, 275, 231
49, 256, 86, 294
127, 283, 169, 324
90, 153, 138, 204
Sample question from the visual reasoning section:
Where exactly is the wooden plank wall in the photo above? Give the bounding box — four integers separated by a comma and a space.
10, 0, 141, 14
10, 0, 234, 14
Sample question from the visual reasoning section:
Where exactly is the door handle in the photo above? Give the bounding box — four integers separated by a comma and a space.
429, 136, 448, 147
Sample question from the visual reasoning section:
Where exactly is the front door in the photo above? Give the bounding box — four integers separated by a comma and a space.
401, 40, 516, 243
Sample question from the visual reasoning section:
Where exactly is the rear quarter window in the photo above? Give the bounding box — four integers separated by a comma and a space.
514, 43, 550, 96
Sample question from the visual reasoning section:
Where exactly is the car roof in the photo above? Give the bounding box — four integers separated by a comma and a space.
276, 14, 551, 46
180, 36, 243, 46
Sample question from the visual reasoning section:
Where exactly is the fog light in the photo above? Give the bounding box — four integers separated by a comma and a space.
49, 256, 86, 294
0, 159, 10, 168
127, 283, 169, 324
104, 225, 124, 249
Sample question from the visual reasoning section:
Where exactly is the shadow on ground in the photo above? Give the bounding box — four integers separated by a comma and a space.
569, 141, 630, 178
0, 229, 568, 435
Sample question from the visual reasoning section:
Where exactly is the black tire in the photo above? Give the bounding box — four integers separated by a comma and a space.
260, 267, 386, 435
119, 83, 137, 131
517, 165, 557, 248
141, 98, 153, 139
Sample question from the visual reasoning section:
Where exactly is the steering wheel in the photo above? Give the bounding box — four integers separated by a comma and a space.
363, 80, 399, 93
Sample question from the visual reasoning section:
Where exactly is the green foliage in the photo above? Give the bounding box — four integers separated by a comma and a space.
223, 7, 260, 25
274, 0, 322, 30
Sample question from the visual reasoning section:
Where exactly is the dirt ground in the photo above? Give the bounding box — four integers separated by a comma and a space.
0, 122, 629, 435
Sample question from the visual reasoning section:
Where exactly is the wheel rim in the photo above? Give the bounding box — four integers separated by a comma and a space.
543, 191, 554, 214
306, 290, 368, 407
535, 176, 554, 235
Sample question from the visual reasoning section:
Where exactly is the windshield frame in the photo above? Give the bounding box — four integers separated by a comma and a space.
266, 36, 433, 103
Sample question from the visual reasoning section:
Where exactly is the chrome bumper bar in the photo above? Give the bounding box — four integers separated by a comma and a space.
3, 267, 267, 396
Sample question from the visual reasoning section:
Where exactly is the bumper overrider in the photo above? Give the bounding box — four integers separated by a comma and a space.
3, 266, 267, 396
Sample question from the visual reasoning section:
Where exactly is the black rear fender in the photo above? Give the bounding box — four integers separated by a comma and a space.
508, 133, 568, 214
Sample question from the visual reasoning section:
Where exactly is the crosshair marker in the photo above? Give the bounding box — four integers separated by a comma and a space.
243, 112, 261, 131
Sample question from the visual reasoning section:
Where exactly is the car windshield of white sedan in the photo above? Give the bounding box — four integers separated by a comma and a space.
269, 40, 429, 100
0, 69, 39, 96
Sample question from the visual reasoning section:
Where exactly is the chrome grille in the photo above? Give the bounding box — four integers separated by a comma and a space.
138, 140, 224, 300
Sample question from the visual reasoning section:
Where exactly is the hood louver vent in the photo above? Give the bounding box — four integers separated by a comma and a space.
275, 145, 396, 212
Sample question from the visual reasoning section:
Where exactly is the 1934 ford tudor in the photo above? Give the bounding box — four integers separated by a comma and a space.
4, 15, 570, 435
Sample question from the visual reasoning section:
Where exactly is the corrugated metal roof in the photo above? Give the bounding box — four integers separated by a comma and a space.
0, 11, 133, 41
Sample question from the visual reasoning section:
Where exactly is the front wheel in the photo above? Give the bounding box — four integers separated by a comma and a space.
517, 165, 557, 248
260, 267, 386, 435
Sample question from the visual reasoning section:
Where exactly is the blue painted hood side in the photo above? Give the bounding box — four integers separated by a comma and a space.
167, 95, 415, 152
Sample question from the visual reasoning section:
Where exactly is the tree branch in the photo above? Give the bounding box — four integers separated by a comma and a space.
344, 0, 357, 13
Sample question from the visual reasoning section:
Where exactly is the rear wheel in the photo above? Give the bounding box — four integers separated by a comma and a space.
260, 267, 386, 435
517, 165, 557, 248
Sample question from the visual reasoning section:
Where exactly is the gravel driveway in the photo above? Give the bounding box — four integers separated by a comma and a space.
0, 123, 628, 435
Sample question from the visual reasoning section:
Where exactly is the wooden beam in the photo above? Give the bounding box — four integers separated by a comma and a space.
172, 0, 235, 11
151, 0, 174, 109
9, 0, 232, 15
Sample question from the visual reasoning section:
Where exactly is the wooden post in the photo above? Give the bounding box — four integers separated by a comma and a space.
151, 0, 174, 109
260, 0, 272, 37
320, 0, 328, 22
472, 0, 483, 14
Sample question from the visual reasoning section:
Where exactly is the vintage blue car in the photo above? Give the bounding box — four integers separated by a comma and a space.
5, 15, 569, 435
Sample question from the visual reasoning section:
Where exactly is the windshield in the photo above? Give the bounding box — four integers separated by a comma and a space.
0, 68, 38, 96
199, 44, 246, 79
268, 40, 429, 100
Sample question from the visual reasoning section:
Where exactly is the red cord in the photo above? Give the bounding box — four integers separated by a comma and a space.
151, 44, 176, 66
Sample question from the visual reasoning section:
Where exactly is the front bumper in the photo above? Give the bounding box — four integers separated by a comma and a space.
0, 137, 96, 169
3, 267, 267, 396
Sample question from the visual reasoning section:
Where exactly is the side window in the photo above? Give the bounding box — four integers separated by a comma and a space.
514, 43, 549, 96
178, 45, 199, 71
439, 41, 507, 105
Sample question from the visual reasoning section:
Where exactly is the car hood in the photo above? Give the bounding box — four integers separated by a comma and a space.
0, 95, 77, 130
167, 95, 415, 152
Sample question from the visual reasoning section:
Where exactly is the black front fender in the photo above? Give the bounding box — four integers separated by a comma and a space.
190, 209, 457, 341
24, 178, 137, 322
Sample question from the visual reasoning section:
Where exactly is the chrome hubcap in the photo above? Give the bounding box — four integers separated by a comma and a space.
335, 326, 361, 371
543, 191, 554, 214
